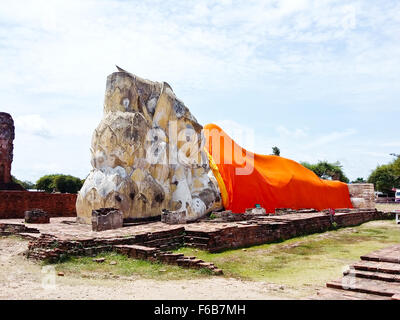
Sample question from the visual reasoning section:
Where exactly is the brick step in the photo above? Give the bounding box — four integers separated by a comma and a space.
184, 242, 208, 249
113, 245, 223, 275
184, 235, 210, 244
114, 244, 159, 259
315, 288, 391, 300
19, 233, 41, 240
361, 249, 400, 264
326, 277, 400, 297
142, 235, 183, 247
344, 269, 400, 283
123, 221, 151, 227
352, 260, 400, 275
184, 230, 212, 238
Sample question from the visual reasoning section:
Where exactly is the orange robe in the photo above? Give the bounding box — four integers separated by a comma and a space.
203, 123, 353, 213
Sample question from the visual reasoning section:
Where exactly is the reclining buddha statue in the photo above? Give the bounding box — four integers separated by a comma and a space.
76, 68, 352, 223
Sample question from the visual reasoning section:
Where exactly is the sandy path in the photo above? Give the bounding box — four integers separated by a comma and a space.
0, 237, 304, 300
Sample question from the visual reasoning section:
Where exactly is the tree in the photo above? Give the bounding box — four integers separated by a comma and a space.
54, 175, 83, 193
300, 160, 349, 183
272, 146, 280, 156
35, 174, 84, 193
11, 176, 35, 190
351, 177, 366, 183
368, 162, 400, 194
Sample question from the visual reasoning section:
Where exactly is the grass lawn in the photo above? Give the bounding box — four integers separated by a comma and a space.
50, 252, 214, 280
176, 220, 400, 287
50, 220, 399, 291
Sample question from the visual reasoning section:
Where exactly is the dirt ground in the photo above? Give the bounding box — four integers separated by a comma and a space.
0, 237, 300, 300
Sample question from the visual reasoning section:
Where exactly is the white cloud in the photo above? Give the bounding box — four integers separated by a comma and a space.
276, 125, 308, 138
14, 114, 52, 138
1, 0, 399, 183
382, 142, 400, 148
304, 129, 357, 149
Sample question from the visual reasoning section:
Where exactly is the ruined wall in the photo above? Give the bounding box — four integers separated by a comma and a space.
0, 191, 77, 219
348, 183, 375, 209
0, 112, 13, 185
0, 113, 23, 190
76, 69, 222, 223
185, 209, 392, 252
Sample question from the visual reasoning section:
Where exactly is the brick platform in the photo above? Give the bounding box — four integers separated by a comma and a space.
0, 218, 221, 274
317, 244, 400, 300
184, 209, 394, 252
0, 209, 395, 274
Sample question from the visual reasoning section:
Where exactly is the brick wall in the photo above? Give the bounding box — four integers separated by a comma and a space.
185, 209, 393, 252
0, 191, 77, 218
348, 183, 375, 209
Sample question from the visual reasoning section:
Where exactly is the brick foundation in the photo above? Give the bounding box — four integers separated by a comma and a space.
184, 209, 394, 252
0, 191, 77, 218
0, 209, 394, 275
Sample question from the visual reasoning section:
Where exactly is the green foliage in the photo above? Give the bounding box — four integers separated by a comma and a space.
11, 175, 35, 190
300, 160, 349, 183
367, 157, 400, 193
209, 213, 217, 220
272, 146, 280, 156
54, 175, 83, 193
36, 175, 57, 192
35, 174, 83, 193
351, 177, 366, 183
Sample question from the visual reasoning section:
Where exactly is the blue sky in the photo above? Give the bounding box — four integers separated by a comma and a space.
1, 0, 399, 183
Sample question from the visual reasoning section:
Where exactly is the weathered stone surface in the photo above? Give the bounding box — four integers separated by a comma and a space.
348, 183, 375, 209
76, 69, 222, 223
207, 208, 268, 223
161, 209, 187, 224
24, 209, 50, 224
0, 113, 24, 190
91, 207, 123, 231
245, 207, 266, 215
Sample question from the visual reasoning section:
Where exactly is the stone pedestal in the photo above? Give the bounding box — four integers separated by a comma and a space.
91, 208, 123, 231
245, 207, 266, 215
161, 209, 187, 224
348, 183, 375, 209
24, 209, 50, 224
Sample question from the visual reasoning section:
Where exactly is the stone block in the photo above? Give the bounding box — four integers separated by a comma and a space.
91, 208, 123, 231
24, 209, 50, 224
348, 183, 375, 209
245, 207, 266, 215
161, 209, 187, 224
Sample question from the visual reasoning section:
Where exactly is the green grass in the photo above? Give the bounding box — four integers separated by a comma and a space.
175, 220, 400, 288
48, 251, 214, 280
47, 220, 400, 290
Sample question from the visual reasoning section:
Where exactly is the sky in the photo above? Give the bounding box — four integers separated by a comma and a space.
1, 0, 399, 183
